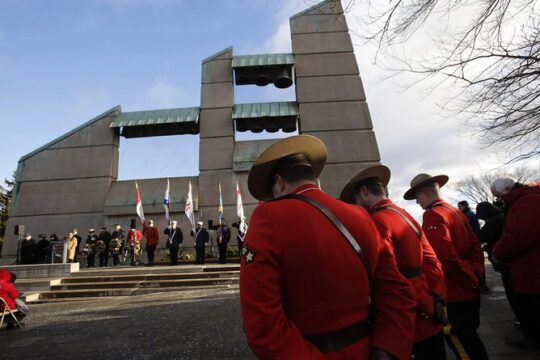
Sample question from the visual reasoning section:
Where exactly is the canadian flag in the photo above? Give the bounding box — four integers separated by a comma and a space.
135, 181, 145, 222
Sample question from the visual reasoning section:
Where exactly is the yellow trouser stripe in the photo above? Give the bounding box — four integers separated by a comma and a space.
444, 325, 470, 360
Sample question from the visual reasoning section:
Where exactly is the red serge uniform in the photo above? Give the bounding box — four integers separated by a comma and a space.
422, 199, 484, 302
127, 229, 142, 242
0, 269, 12, 282
371, 199, 446, 342
142, 224, 159, 247
240, 185, 416, 360
493, 184, 540, 293
0, 279, 19, 310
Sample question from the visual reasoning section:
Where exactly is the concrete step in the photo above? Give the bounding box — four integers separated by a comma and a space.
59, 270, 239, 284
71, 264, 240, 277
35, 283, 239, 300
51, 277, 239, 290
28, 287, 240, 304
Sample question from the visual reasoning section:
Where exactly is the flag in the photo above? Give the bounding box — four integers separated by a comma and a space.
163, 178, 170, 224
218, 182, 224, 244
218, 182, 224, 225
236, 180, 247, 235
135, 181, 145, 222
185, 181, 195, 232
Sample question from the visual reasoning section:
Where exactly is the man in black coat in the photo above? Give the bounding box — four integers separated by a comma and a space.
85, 229, 98, 268
111, 224, 125, 266
191, 221, 209, 264
36, 234, 50, 263
216, 219, 231, 264
20, 233, 37, 264
98, 227, 112, 267
164, 220, 183, 266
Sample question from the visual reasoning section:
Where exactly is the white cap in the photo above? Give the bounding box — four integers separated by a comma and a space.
197, 221, 204, 226
172, 220, 178, 225
490, 177, 516, 197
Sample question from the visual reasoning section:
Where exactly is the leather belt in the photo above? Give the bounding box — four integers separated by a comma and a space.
305, 319, 370, 353
400, 266, 422, 278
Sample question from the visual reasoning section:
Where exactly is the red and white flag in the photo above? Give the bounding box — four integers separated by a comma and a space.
185, 181, 196, 232
135, 181, 145, 222
236, 180, 247, 235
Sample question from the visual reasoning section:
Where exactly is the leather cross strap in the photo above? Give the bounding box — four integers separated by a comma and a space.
279, 193, 372, 283
433, 202, 468, 227
375, 205, 422, 239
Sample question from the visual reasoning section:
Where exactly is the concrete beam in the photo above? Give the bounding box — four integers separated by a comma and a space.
303, 130, 381, 164
294, 53, 359, 77
299, 101, 373, 131
296, 75, 366, 103
292, 32, 353, 54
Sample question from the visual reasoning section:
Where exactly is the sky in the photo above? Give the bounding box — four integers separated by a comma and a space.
0, 0, 538, 218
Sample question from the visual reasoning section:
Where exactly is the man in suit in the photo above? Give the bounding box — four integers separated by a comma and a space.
216, 219, 231, 264
164, 220, 183, 266
240, 135, 416, 360
191, 222, 209, 264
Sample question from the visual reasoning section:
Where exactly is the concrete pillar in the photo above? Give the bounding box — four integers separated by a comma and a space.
198, 47, 238, 226
290, 0, 381, 198
2, 107, 120, 260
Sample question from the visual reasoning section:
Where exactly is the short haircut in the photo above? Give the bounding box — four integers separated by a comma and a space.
270, 153, 316, 186
419, 183, 440, 196
458, 200, 469, 207
357, 177, 386, 197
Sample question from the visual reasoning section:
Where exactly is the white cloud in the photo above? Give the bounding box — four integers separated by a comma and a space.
145, 78, 189, 108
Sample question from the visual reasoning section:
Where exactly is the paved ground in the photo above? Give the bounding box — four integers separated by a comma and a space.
1, 264, 538, 359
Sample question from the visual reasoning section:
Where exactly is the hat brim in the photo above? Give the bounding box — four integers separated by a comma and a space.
340, 165, 391, 204
247, 135, 327, 201
403, 175, 449, 200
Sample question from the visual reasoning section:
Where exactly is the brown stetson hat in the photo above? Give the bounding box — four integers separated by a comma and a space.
247, 135, 327, 201
403, 173, 449, 200
340, 165, 391, 204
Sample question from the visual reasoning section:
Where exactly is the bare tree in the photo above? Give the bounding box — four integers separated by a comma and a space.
348, 0, 540, 162
451, 165, 537, 205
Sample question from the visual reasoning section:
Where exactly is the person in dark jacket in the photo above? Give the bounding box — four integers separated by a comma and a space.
191, 221, 209, 264
98, 227, 112, 267
476, 202, 504, 263
231, 219, 247, 255
458, 200, 481, 235
84, 229, 98, 268
110, 224, 125, 266
216, 219, 231, 264
164, 220, 183, 266
36, 234, 50, 263
20, 233, 37, 264
491, 177, 540, 349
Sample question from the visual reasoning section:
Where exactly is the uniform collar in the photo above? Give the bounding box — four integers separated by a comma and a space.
292, 183, 321, 195
370, 198, 393, 213
426, 198, 445, 210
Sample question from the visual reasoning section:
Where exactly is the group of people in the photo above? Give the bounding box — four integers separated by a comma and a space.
239, 135, 540, 360
18, 232, 75, 265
